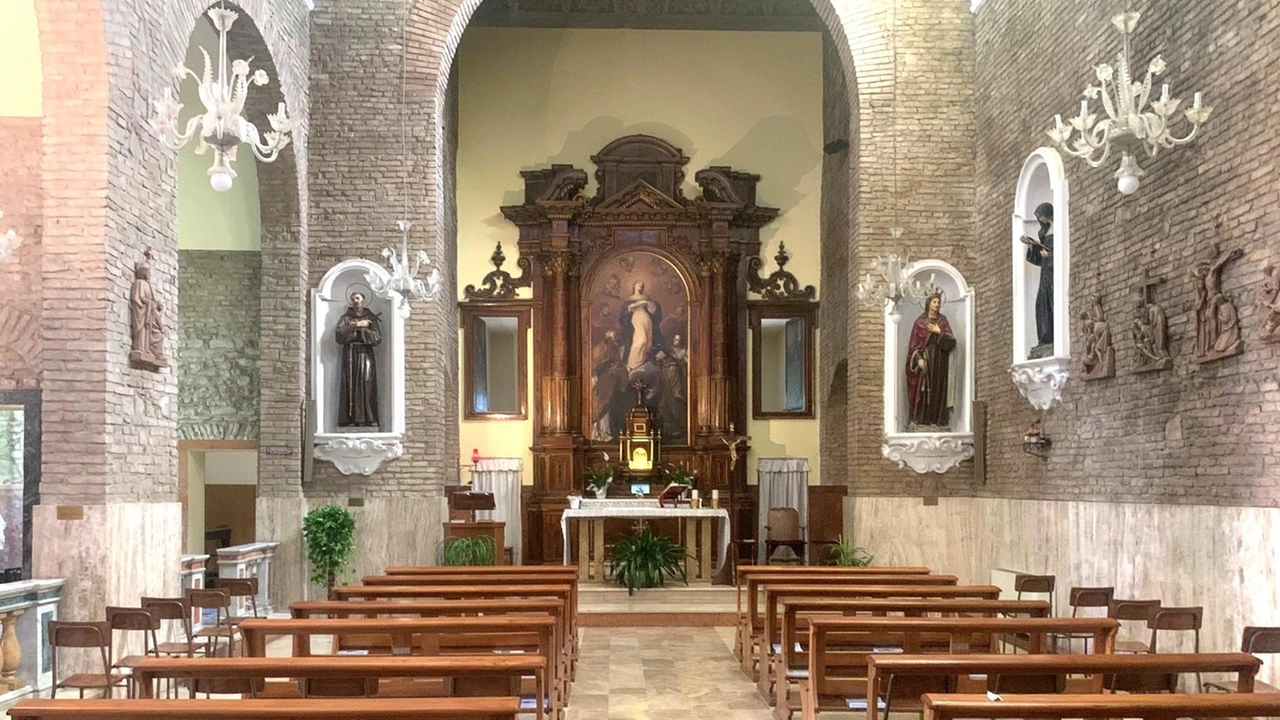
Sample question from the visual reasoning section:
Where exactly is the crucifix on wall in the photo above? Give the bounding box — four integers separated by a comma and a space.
1133, 269, 1172, 373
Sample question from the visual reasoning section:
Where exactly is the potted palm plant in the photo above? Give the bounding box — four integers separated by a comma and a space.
827, 535, 874, 567
584, 465, 614, 499
608, 524, 687, 595
302, 505, 356, 598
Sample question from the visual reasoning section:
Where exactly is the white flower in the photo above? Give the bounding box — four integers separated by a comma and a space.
231, 58, 250, 77
170, 64, 188, 81
251, 69, 269, 86
1094, 64, 1114, 83
1148, 55, 1166, 76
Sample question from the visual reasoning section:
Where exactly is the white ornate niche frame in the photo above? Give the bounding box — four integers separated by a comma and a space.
881, 260, 975, 474
1011, 147, 1072, 411
311, 259, 407, 475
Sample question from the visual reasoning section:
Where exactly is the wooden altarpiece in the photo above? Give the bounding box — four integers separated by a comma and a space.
495, 134, 779, 565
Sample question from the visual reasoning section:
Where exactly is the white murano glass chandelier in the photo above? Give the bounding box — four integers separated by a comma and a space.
364, 0, 443, 312
856, 229, 935, 319
0, 210, 20, 261
150, 5, 294, 192
1046, 11, 1212, 195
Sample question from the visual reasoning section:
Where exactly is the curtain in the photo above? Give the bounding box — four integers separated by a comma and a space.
756, 457, 810, 564
472, 458, 523, 565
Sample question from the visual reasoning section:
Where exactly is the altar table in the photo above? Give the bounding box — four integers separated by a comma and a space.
560, 499, 731, 582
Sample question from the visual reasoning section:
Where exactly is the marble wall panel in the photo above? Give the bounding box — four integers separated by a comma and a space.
258, 495, 446, 605
848, 496, 1280, 684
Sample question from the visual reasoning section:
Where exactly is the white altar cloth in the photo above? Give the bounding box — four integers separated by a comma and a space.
560, 499, 731, 572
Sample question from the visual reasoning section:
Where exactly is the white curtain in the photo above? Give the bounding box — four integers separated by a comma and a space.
756, 457, 810, 564
472, 458, 523, 565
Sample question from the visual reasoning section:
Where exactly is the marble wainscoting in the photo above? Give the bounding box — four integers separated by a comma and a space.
258, 495, 446, 605
846, 495, 1280, 684
31, 502, 181, 674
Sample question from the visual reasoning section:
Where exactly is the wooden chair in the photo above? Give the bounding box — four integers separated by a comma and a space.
764, 507, 806, 565
1057, 586, 1114, 653
104, 607, 160, 698
1108, 599, 1161, 653
49, 621, 128, 698
219, 577, 262, 626
1003, 575, 1055, 653
1205, 626, 1280, 693
140, 597, 206, 658
188, 588, 237, 657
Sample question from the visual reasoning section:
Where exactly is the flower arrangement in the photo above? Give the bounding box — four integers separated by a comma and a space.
663, 464, 698, 489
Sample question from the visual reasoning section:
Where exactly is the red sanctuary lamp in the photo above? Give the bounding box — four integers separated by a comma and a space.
471, 448, 481, 464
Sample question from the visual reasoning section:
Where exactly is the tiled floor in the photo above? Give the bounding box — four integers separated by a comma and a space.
565, 626, 775, 720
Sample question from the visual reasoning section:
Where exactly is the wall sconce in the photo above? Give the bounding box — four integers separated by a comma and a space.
1022, 420, 1052, 460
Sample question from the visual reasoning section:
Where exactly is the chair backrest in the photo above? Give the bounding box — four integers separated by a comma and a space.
220, 577, 259, 598
1108, 599, 1160, 622
766, 507, 801, 542
1014, 575, 1055, 595
1149, 606, 1202, 653
1243, 626, 1280, 654
187, 587, 231, 610
1069, 586, 1115, 615
49, 620, 113, 693
140, 597, 190, 622
105, 607, 159, 632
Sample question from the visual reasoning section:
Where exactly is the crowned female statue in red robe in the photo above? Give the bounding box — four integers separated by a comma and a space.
905, 292, 956, 429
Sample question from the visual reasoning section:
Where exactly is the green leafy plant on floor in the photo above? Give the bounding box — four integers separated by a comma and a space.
608, 524, 687, 595
829, 535, 874, 567
302, 505, 356, 598
438, 535, 498, 566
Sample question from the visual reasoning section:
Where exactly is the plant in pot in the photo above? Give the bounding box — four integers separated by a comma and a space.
437, 535, 498, 566
827, 535, 874, 567
302, 505, 356, 598
663, 464, 697, 490
584, 465, 614, 499
608, 524, 687, 595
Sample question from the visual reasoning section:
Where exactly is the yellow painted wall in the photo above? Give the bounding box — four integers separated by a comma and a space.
177, 19, 261, 252
0, 0, 41, 117
186, 451, 206, 554
456, 27, 823, 483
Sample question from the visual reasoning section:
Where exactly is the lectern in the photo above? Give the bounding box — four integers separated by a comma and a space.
443, 488, 506, 565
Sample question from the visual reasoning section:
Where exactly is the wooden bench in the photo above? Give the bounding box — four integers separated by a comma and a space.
238, 616, 560, 720
920, 692, 1280, 720
736, 566, 932, 615
869, 653, 1261, 720
740, 582, 992, 678
130, 655, 544, 706
385, 566, 578, 575
8, 697, 524, 719
768, 599, 1052, 718
737, 574, 953, 667
798, 616, 1119, 720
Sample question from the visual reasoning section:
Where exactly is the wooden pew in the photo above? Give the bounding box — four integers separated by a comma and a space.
736, 566, 932, 615
769, 599, 1052, 718
8, 697, 524, 720
238, 616, 559, 720
385, 566, 578, 575
920, 692, 1280, 720
798, 616, 1119, 720
737, 574, 954, 667
130, 655, 543, 709
740, 581, 990, 678
869, 653, 1261, 720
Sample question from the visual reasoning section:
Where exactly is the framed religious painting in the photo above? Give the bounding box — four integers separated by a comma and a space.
583, 249, 691, 445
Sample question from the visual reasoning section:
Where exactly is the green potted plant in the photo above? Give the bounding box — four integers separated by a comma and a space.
663, 464, 697, 490
828, 535, 874, 567
437, 535, 498, 566
608, 524, 687, 595
301, 505, 356, 598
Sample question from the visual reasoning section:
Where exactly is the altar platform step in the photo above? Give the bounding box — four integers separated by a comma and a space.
578, 584, 737, 626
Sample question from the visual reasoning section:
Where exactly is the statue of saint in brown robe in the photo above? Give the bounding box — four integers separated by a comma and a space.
905, 292, 956, 429
336, 292, 382, 428
129, 247, 167, 371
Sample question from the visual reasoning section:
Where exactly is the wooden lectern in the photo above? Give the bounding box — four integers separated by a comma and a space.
443, 488, 506, 565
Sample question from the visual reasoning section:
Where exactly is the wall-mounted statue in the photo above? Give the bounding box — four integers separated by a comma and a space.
1080, 295, 1114, 380
1019, 202, 1054, 358
128, 246, 167, 372
1191, 242, 1244, 363
1259, 263, 1280, 342
336, 291, 382, 428
905, 292, 956, 429
1133, 274, 1172, 373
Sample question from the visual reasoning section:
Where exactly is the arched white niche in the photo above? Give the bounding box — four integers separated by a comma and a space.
310, 259, 406, 475
881, 260, 975, 474
1011, 147, 1071, 411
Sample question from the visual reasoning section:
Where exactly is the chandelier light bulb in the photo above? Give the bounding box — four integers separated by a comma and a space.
210, 171, 234, 193
1117, 173, 1140, 196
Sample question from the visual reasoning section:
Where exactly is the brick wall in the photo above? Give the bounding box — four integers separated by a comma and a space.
0, 117, 41, 390
972, 0, 1280, 506
178, 251, 261, 441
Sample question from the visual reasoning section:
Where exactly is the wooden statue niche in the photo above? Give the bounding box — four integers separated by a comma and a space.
499, 134, 779, 564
